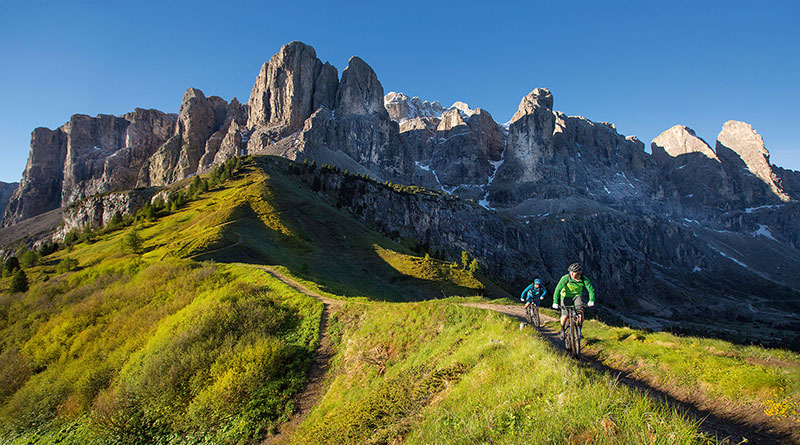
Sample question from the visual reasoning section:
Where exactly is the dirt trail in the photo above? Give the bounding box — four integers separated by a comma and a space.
459, 302, 797, 445
252, 266, 342, 445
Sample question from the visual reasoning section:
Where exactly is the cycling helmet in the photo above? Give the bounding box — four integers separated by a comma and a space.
568, 263, 582, 273
534, 279, 542, 285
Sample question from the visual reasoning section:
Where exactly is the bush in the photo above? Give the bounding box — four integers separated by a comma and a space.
469, 258, 479, 275
10, 269, 28, 293
19, 250, 40, 268
56, 257, 78, 274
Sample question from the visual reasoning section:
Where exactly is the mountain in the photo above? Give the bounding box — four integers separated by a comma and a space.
1, 40, 798, 345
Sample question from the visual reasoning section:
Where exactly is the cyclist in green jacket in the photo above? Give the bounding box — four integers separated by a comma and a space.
551, 263, 596, 339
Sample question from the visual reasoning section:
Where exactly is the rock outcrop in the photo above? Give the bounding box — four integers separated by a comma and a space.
491, 88, 652, 210
139, 89, 246, 186
247, 41, 338, 152
55, 189, 157, 240
716, 120, 791, 203
3, 109, 175, 226
384, 92, 446, 122
0, 182, 18, 215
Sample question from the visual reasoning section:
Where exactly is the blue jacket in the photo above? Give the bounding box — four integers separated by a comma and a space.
521, 283, 547, 304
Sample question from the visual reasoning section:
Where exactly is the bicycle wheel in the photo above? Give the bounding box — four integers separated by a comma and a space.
563, 320, 572, 351
532, 306, 540, 327
526, 306, 533, 324
571, 319, 581, 358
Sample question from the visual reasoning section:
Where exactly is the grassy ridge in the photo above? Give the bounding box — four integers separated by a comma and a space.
292, 301, 712, 444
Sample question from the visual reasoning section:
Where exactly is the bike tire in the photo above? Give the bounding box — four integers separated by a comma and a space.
564, 320, 571, 351
571, 320, 581, 358
526, 306, 533, 324
532, 306, 540, 327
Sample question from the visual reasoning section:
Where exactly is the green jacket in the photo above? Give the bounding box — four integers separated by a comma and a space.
552, 274, 596, 306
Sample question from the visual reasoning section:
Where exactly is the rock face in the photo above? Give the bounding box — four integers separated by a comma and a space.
0, 182, 18, 215
243, 46, 411, 182
247, 41, 338, 152
3, 109, 175, 226
491, 88, 652, 209
716, 120, 791, 203
139, 89, 246, 186
55, 189, 157, 240
384, 92, 446, 122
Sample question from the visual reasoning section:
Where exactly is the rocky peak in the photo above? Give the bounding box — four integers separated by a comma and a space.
716, 120, 790, 202
335, 56, 387, 117
450, 101, 476, 118
510, 88, 553, 123
247, 41, 332, 135
384, 92, 446, 122
651, 125, 719, 165
436, 108, 468, 132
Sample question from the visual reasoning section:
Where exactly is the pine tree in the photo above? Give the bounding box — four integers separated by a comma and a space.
123, 227, 143, 255
461, 251, 470, 269
10, 269, 28, 293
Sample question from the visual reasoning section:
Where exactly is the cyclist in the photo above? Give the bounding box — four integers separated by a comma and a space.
551, 263, 596, 340
520, 278, 547, 309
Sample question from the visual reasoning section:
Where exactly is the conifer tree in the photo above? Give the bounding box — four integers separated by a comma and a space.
10, 269, 28, 293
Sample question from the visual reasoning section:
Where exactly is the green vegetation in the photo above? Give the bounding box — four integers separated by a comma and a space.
0, 258, 322, 443
291, 301, 712, 444
566, 318, 800, 426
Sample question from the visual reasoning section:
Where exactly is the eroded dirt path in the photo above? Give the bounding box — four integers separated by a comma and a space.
253, 266, 342, 445
459, 302, 797, 445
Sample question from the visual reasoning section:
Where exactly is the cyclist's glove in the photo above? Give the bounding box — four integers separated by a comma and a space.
552, 304, 559, 309
587, 301, 595, 307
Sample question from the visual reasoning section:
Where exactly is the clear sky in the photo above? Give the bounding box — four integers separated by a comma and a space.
0, 0, 798, 183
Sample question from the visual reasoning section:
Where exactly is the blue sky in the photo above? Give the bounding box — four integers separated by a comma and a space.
0, 0, 798, 182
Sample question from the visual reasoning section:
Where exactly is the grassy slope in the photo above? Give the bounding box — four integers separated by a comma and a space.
292, 301, 712, 444
562, 315, 800, 431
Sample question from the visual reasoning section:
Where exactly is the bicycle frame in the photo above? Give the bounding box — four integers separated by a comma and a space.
562, 304, 581, 358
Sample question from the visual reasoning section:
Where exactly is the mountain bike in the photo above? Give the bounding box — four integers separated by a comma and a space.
561, 300, 581, 358
526, 303, 540, 327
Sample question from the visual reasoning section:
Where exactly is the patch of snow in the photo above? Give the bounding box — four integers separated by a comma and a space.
450, 101, 475, 118
709, 245, 749, 269
686, 194, 693, 198
603, 186, 610, 194
676, 164, 687, 170
683, 218, 699, 224
745, 204, 784, 214
415, 161, 431, 172
752, 224, 777, 241
693, 266, 702, 272
478, 142, 507, 210
92, 146, 101, 151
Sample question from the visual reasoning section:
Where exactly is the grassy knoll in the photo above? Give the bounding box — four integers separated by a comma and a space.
291, 301, 712, 444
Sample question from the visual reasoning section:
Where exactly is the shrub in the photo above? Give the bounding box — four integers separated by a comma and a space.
56, 257, 78, 274
19, 250, 40, 268
469, 258, 479, 275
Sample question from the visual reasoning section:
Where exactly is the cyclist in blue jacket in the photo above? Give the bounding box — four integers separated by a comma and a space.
521, 278, 547, 309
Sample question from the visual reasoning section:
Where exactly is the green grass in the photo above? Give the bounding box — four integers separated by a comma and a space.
291, 301, 712, 444
0, 258, 322, 444
565, 318, 800, 427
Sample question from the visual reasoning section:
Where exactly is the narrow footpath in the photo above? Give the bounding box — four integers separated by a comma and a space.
253, 266, 342, 445
460, 302, 796, 445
